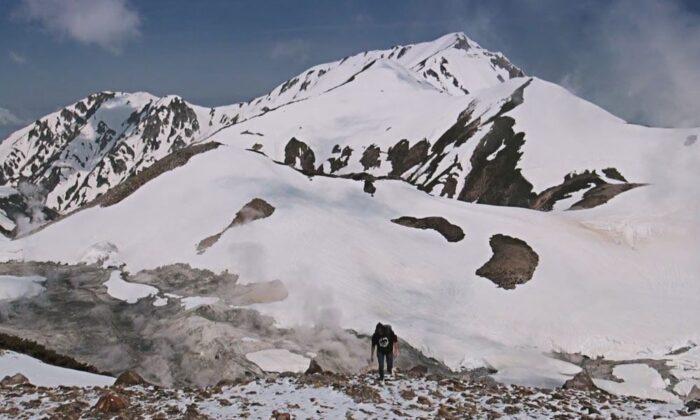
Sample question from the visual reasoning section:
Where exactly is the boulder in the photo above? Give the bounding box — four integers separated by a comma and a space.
184, 404, 211, 419
0, 373, 31, 387
93, 391, 129, 413
562, 371, 599, 392
272, 412, 291, 420
114, 370, 148, 387
687, 399, 700, 412
305, 359, 324, 375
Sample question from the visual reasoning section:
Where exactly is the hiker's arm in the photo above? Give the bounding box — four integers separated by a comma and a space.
394, 340, 400, 357
370, 343, 375, 360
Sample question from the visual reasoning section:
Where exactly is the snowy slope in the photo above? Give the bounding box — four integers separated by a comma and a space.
0, 33, 520, 223
5, 143, 698, 386
0, 31, 698, 398
0, 350, 114, 387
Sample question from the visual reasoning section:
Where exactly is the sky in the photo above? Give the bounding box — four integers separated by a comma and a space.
0, 0, 699, 139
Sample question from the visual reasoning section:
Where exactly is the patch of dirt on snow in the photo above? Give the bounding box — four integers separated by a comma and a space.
197, 198, 275, 253
0, 372, 685, 419
391, 216, 465, 242
475, 234, 539, 289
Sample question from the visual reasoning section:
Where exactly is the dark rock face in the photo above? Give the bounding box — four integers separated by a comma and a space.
602, 167, 628, 183
532, 170, 643, 211
531, 171, 605, 211
327, 145, 353, 173
0, 92, 214, 216
562, 371, 600, 392
197, 198, 275, 253
305, 359, 324, 375
284, 137, 317, 174
387, 139, 430, 177
391, 216, 465, 243
363, 179, 376, 195
476, 234, 539, 290
360, 145, 381, 170
457, 116, 534, 207
569, 183, 644, 210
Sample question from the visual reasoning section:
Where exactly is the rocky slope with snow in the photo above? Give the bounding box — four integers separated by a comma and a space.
0, 32, 699, 404
3, 368, 697, 419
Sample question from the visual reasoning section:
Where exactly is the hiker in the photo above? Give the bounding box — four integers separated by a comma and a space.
370, 322, 399, 380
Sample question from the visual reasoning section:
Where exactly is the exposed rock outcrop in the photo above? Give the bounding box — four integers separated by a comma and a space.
284, 137, 317, 174
475, 234, 539, 289
0, 373, 31, 387
562, 371, 600, 392
391, 216, 465, 242
95, 142, 222, 208
114, 370, 148, 387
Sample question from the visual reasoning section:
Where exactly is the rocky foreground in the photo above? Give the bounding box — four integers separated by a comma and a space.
2, 369, 698, 419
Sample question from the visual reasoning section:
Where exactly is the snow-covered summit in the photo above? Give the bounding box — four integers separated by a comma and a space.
0, 32, 526, 231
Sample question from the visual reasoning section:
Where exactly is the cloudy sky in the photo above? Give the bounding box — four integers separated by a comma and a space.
1, 0, 699, 138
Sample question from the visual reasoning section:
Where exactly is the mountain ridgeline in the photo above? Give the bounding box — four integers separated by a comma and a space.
0, 33, 668, 237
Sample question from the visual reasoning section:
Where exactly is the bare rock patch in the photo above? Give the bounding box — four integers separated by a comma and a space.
197, 198, 275, 253
391, 216, 465, 242
476, 234, 539, 289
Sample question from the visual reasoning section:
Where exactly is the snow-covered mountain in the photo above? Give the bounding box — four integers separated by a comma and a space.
0, 33, 524, 227
1, 32, 699, 399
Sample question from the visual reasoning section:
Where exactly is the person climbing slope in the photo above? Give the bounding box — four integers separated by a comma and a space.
370, 322, 399, 380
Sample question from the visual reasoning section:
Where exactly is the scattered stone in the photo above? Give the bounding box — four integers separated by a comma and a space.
272, 411, 291, 420
184, 403, 210, 419
399, 388, 416, 400
93, 391, 129, 413
416, 395, 432, 406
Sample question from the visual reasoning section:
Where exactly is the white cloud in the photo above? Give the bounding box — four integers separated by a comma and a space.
16, 0, 141, 53
270, 39, 311, 63
0, 108, 23, 127
9, 51, 27, 64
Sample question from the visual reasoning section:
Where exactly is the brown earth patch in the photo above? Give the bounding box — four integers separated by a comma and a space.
197, 198, 275, 253
475, 234, 539, 289
391, 216, 465, 242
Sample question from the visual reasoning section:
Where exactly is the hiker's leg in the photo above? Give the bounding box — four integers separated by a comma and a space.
377, 352, 385, 379
386, 352, 394, 374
